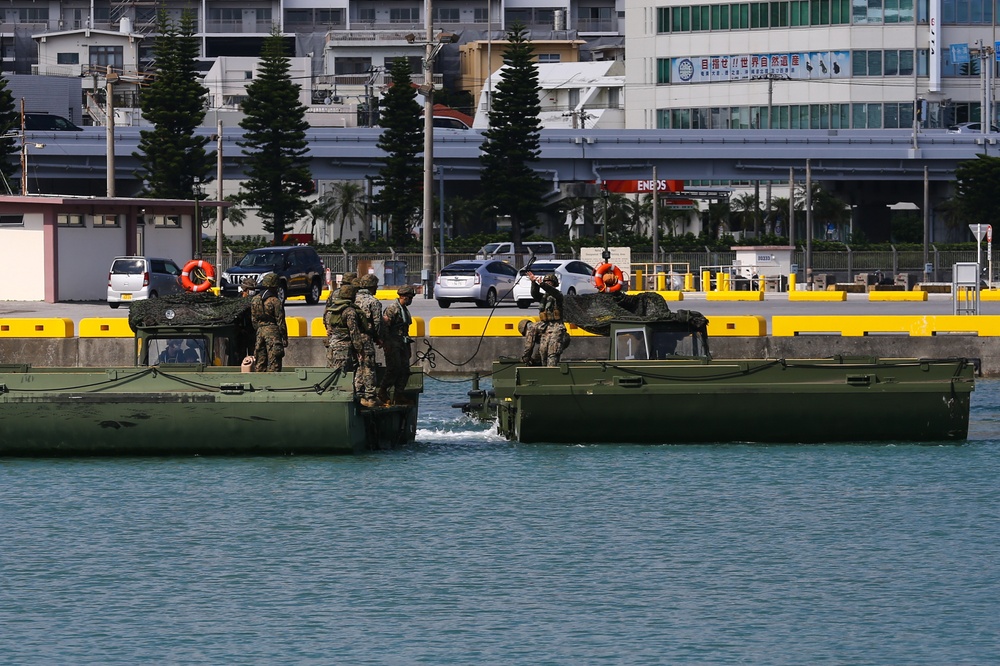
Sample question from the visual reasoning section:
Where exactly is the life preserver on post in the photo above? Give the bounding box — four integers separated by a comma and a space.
181, 259, 216, 292
594, 263, 624, 293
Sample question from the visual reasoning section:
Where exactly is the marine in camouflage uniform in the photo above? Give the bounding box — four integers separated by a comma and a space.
240, 277, 257, 297
251, 272, 288, 372
353, 274, 383, 405
324, 283, 364, 381
326, 271, 356, 306
378, 285, 416, 404
525, 271, 568, 367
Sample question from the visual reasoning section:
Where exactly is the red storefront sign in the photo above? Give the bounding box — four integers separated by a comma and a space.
602, 179, 685, 194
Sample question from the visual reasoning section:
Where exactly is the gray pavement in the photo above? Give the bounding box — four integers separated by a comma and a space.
1, 292, 995, 328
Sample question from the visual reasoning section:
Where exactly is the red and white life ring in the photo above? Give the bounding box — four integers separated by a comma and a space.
594, 263, 624, 293
180, 259, 216, 293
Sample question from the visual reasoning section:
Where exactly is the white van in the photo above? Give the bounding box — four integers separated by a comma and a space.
476, 241, 557, 265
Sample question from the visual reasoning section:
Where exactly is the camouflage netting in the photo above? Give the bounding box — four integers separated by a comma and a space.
128, 293, 253, 332
563, 292, 710, 338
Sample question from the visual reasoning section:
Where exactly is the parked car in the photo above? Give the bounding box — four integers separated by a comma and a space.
107, 256, 184, 308
947, 122, 1000, 134
435, 260, 519, 308
219, 246, 325, 303
476, 241, 557, 265
512, 260, 599, 308
23, 113, 83, 131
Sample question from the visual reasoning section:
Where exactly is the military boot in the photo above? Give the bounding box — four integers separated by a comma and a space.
360, 397, 379, 409
376, 388, 390, 406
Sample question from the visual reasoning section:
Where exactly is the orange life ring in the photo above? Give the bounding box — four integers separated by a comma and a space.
594, 263, 624, 293
180, 259, 216, 292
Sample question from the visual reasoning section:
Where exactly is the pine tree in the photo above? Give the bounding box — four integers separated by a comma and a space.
372, 57, 423, 249
479, 23, 547, 247
237, 28, 313, 245
134, 11, 212, 199
0, 73, 18, 192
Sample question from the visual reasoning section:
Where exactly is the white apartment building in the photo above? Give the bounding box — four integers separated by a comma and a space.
625, 0, 999, 130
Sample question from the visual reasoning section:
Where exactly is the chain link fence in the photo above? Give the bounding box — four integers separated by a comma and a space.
212, 248, 990, 287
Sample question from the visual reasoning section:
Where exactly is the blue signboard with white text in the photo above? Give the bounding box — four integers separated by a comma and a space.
950, 43, 970, 64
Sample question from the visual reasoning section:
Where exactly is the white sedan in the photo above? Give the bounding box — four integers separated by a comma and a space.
512, 259, 599, 309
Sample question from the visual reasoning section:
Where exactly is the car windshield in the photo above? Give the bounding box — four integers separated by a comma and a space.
481, 243, 503, 254
529, 263, 560, 272
441, 263, 479, 276
238, 251, 284, 268
111, 259, 145, 274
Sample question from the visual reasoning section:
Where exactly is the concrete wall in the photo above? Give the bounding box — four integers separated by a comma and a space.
2, 336, 999, 376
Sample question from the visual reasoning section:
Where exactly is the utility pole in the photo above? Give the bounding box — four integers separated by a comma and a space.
421, 0, 434, 297
106, 66, 118, 197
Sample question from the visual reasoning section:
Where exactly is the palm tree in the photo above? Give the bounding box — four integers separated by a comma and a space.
730, 192, 760, 236
795, 183, 849, 240
767, 196, 791, 237
318, 181, 368, 243
706, 200, 731, 237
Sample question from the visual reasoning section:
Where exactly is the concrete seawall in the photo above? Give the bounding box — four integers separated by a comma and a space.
1, 336, 997, 375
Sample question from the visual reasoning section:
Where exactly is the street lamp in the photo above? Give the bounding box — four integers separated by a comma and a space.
20, 141, 45, 196
193, 176, 202, 258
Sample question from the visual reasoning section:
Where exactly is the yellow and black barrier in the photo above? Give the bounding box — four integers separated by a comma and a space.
773, 315, 1000, 337
787, 290, 847, 302
0, 318, 74, 338
79, 318, 133, 337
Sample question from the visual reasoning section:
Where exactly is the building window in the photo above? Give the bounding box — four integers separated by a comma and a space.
657, 58, 671, 84
92, 214, 120, 227
0, 215, 24, 226
657, 7, 670, 32
153, 215, 181, 228
434, 8, 460, 22
57, 214, 84, 227
18, 8, 49, 22
358, 8, 376, 23
389, 8, 420, 23
538, 53, 561, 63
57, 53, 80, 65
285, 9, 311, 24
89, 46, 123, 71
317, 9, 342, 24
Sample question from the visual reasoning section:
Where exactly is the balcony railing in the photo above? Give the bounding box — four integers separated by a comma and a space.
576, 18, 619, 33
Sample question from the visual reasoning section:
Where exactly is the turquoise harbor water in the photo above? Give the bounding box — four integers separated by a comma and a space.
2, 379, 999, 665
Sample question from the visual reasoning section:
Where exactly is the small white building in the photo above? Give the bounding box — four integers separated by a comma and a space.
0, 196, 213, 302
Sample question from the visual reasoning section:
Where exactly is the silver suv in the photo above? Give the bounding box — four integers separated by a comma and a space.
107, 256, 184, 308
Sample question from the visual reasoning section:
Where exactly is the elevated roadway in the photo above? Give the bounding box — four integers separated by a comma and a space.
19, 127, 994, 194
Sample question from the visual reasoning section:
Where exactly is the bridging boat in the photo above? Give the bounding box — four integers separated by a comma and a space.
0, 293, 421, 456
456, 291, 976, 444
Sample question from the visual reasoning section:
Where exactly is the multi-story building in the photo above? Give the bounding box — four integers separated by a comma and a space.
625, 0, 997, 131
5, 0, 624, 127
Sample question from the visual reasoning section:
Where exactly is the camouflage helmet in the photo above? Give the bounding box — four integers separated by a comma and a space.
350, 277, 362, 286
543, 273, 559, 286
397, 285, 416, 298
340, 271, 357, 284
339, 284, 358, 300
360, 274, 379, 290
517, 319, 533, 337
260, 272, 280, 289
240, 277, 257, 291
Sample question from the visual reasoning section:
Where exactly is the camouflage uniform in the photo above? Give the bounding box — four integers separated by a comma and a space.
324, 284, 363, 375
518, 318, 542, 366
353, 274, 382, 403
530, 276, 568, 367
378, 285, 415, 403
250, 274, 288, 372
